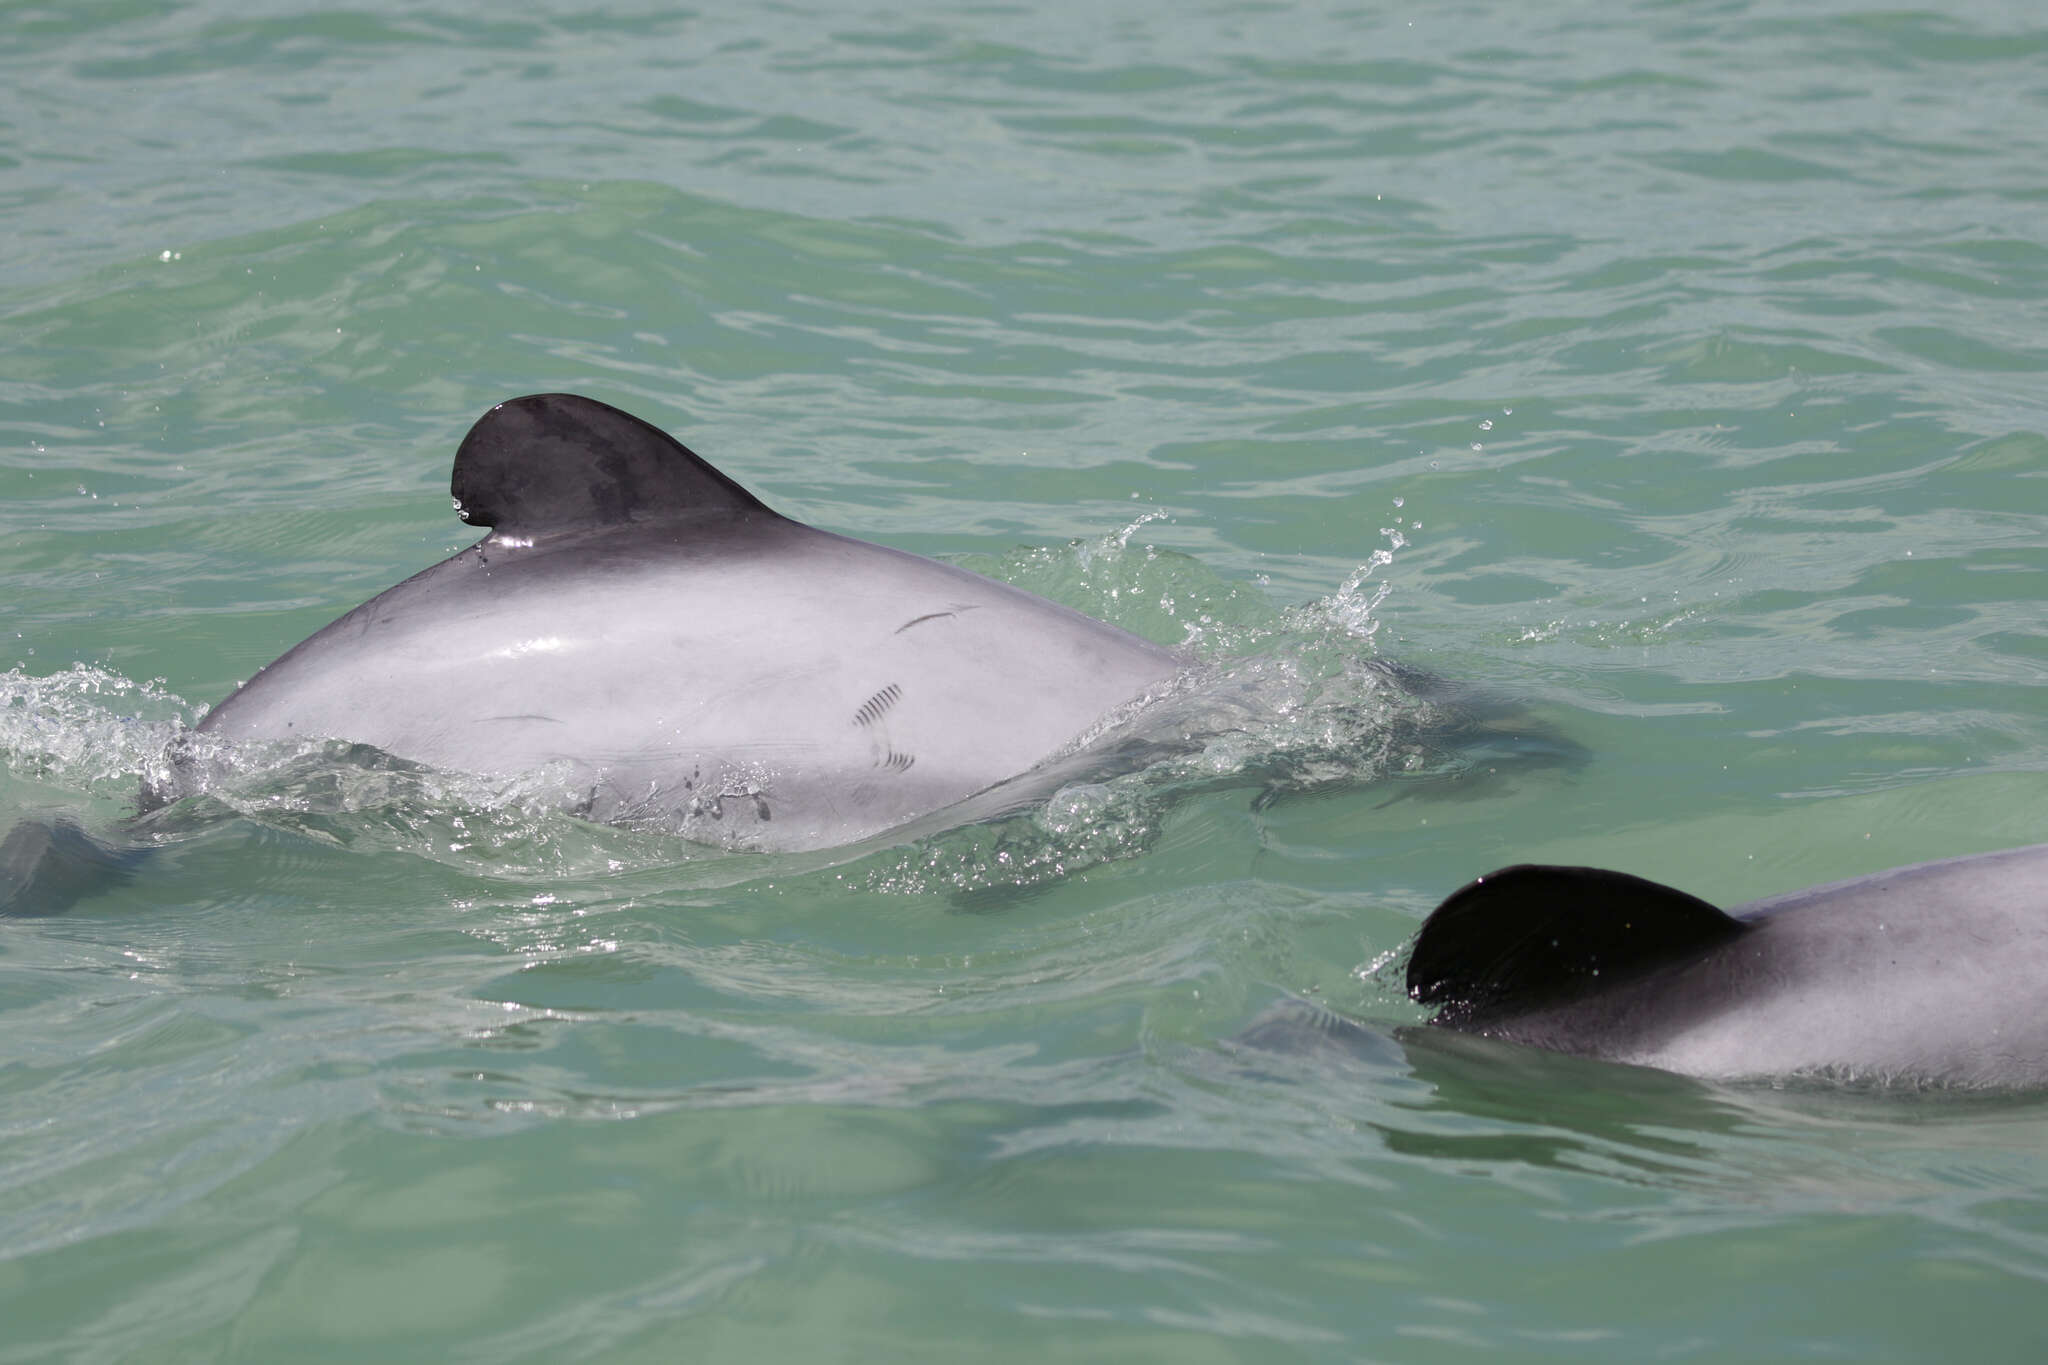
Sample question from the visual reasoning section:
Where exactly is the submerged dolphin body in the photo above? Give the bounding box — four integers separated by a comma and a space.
164, 393, 1182, 852
1406, 845, 2048, 1088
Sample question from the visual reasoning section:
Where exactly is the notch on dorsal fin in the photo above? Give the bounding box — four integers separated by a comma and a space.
451, 393, 777, 539
1407, 864, 1747, 1024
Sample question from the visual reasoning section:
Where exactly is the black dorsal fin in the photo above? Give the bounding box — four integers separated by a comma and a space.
451, 393, 776, 538
1407, 864, 1747, 1023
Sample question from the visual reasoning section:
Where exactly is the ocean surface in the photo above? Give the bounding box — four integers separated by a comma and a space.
6, 0, 2048, 1357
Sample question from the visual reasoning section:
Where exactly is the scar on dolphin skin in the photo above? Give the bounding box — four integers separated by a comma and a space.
852, 684, 902, 728
895, 604, 980, 635
852, 683, 916, 772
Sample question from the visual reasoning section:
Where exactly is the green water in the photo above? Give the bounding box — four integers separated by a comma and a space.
6, 1, 2048, 1358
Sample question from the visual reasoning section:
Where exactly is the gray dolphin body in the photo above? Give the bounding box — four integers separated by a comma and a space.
176, 393, 1180, 851
1406, 845, 2048, 1088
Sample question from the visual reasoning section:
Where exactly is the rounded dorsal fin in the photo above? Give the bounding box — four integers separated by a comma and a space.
1407, 864, 1747, 1023
451, 393, 775, 538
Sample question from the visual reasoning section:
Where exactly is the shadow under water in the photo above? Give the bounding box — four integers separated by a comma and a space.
1228, 996, 2048, 1200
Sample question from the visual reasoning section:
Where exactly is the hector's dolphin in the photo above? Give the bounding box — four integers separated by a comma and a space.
1406, 845, 2048, 1088
159, 393, 1181, 851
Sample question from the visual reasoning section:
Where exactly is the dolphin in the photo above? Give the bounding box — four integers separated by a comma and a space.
1405, 845, 2048, 1088
152, 393, 1182, 852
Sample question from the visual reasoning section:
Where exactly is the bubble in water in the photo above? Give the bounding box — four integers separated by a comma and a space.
0, 664, 195, 798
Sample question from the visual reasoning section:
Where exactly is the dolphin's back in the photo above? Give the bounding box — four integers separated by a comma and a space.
190, 395, 1180, 850
1408, 846, 2048, 1087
